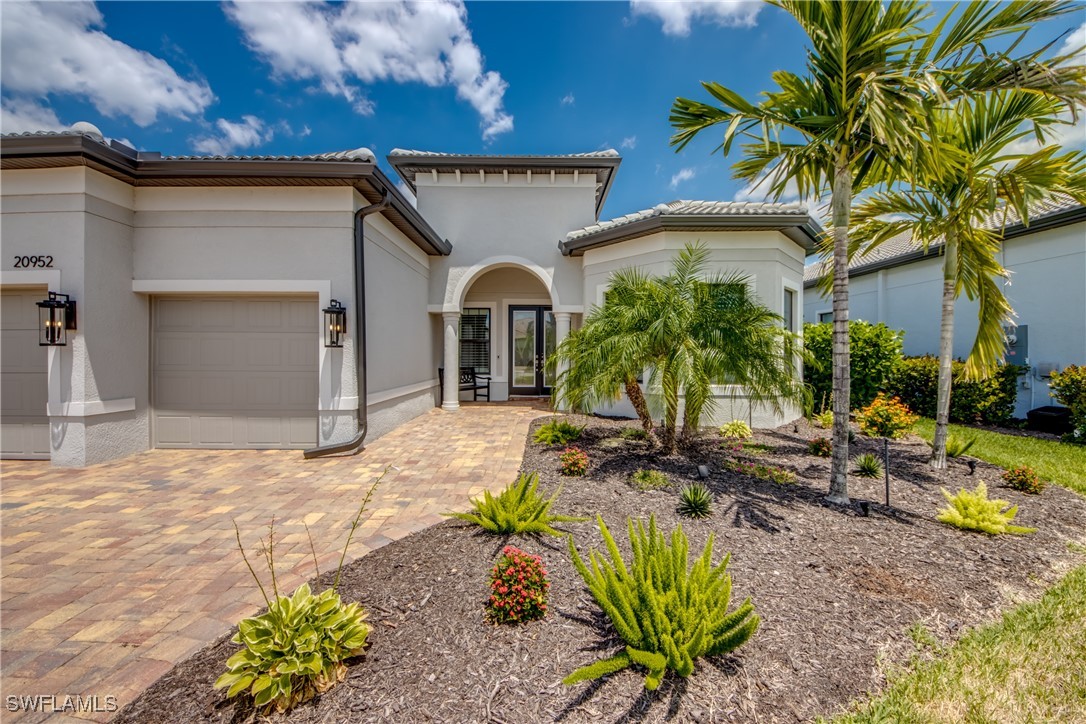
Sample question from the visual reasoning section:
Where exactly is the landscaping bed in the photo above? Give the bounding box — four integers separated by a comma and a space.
116, 417, 1086, 723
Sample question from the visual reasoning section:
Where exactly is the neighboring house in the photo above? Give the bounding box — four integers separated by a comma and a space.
1, 124, 820, 466
802, 197, 1086, 418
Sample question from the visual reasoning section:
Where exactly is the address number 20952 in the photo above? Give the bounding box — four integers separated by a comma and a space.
13, 255, 53, 268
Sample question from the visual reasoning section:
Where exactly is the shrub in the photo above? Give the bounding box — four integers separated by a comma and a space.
885, 356, 1023, 425
813, 409, 834, 429
944, 434, 976, 459
719, 420, 753, 441
937, 482, 1036, 535
487, 546, 549, 624
804, 320, 904, 409
858, 394, 919, 439
564, 516, 759, 690
619, 427, 648, 441
677, 482, 713, 518
721, 458, 796, 485
533, 418, 585, 446
215, 467, 390, 713
559, 446, 589, 476
629, 469, 670, 490
855, 453, 883, 478
1002, 466, 1045, 495
808, 436, 832, 457
444, 472, 584, 536
1049, 365, 1086, 444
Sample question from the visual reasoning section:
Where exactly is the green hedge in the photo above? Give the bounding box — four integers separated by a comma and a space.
1048, 365, 1086, 443
803, 321, 903, 410
885, 356, 1023, 424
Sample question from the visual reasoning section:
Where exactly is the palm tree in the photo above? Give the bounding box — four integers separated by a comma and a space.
669, 0, 1084, 504
850, 90, 1086, 469
551, 243, 805, 454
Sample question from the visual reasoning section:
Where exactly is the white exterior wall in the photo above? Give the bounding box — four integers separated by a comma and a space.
802, 221, 1086, 417
581, 229, 806, 428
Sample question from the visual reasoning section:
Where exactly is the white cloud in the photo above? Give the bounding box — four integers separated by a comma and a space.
621, 135, 637, 149
1060, 22, 1086, 59
226, 0, 513, 140
630, 1, 762, 37
192, 115, 273, 155
670, 167, 696, 189
561, 92, 575, 106
0, 98, 66, 134
734, 175, 829, 220
0, 2, 213, 127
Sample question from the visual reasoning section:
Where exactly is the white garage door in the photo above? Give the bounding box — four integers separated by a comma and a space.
153, 296, 319, 449
1, 288, 50, 459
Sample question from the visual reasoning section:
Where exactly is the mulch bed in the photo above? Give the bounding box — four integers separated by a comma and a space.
116, 417, 1086, 723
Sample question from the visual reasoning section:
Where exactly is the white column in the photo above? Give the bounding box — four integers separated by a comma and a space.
442, 311, 461, 411
553, 312, 572, 411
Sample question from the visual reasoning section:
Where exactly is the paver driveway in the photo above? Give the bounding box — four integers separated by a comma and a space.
0, 403, 548, 722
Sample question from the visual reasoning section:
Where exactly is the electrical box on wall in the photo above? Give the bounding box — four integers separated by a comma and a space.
1004, 324, 1028, 366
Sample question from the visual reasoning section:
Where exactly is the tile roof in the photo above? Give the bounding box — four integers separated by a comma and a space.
388, 148, 620, 158
160, 148, 375, 162
565, 199, 810, 242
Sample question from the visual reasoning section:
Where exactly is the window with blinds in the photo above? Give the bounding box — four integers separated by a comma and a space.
460, 308, 490, 374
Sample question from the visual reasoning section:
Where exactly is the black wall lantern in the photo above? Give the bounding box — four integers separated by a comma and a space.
323, 299, 347, 348
37, 292, 77, 346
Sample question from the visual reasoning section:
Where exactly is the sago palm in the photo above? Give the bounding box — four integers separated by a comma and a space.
850, 90, 1086, 469
669, 0, 1084, 504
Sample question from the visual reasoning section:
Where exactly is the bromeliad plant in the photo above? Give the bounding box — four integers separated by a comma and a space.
937, 482, 1036, 536
677, 482, 713, 518
565, 515, 759, 690
444, 472, 584, 536
214, 467, 393, 713
487, 546, 550, 624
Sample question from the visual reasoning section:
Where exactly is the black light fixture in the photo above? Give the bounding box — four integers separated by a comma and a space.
36, 292, 76, 346
323, 299, 347, 348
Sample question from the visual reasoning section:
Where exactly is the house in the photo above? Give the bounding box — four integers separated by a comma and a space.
1, 124, 820, 466
802, 197, 1086, 418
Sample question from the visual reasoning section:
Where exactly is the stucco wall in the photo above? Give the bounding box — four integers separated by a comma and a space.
802, 221, 1086, 417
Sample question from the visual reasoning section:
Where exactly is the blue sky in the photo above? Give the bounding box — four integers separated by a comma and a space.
2, 1, 1083, 220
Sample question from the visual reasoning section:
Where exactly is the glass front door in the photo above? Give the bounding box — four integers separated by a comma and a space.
509, 306, 554, 396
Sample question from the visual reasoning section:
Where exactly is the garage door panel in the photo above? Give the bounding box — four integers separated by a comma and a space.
2, 288, 49, 459
152, 296, 319, 450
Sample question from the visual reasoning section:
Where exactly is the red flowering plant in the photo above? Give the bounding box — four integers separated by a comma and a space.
487, 546, 550, 624
559, 446, 589, 476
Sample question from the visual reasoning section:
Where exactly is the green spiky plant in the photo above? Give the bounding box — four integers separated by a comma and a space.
677, 482, 713, 518
564, 515, 759, 690
854, 453, 883, 479
533, 418, 585, 446
937, 482, 1036, 536
944, 434, 977, 459
444, 472, 584, 536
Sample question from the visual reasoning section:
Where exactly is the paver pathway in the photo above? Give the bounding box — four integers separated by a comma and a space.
0, 403, 547, 722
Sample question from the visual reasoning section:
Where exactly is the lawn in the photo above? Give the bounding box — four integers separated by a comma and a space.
912, 418, 1086, 495
832, 564, 1086, 723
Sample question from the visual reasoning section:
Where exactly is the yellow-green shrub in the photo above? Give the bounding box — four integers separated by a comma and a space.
937, 482, 1036, 536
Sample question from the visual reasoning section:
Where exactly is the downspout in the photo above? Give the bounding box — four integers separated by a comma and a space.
304, 191, 391, 458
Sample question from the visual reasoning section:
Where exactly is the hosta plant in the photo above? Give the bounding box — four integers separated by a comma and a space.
808, 436, 832, 457
629, 468, 670, 490
215, 467, 392, 713
1002, 466, 1045, 495
487, 546, 549, 624
565, 515, 759, 690
858, 394, 918, 439
719, 420, 753, 441
677, 482, 713, 518
445, 472, 584, 536
937, 482, 1036, 536
533, 418, 585, 446
559, 446, 589, 476
854, 453, 883, 479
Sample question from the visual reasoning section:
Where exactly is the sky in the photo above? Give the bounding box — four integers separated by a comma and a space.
2, 1, 1084, 221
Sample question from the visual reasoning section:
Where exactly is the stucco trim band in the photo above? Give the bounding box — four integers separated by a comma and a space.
367, 378, 438, 406
47, 397, 136, 418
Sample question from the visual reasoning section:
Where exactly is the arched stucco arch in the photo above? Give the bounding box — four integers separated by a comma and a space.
444, 256, 558, 313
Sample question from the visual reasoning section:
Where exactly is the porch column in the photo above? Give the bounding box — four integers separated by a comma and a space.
553, 312, 572, 411
442, 311, 460, 411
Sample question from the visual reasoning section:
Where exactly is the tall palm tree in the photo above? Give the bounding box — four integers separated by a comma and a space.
850, 90, 1086, 469
551, 243, 805, 454
669, 0, 1084, 504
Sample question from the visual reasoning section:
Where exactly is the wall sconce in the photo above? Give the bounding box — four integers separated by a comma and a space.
37, 292, 77, 346
323, 299, 346, 348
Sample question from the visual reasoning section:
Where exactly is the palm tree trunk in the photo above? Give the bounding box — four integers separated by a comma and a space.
661, 373, 679, 454
931, 232, 958, 470
624, 375, 654, 434
827, 159, 852, 505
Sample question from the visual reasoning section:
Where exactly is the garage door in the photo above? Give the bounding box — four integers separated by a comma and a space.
153, 296, 319, 449
1, 288, 50, 459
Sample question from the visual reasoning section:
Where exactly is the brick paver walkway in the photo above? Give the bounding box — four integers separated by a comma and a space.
0, 403, 547, 722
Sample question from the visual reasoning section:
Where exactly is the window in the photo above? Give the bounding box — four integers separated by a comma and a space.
460, 308, 490, 374
818, 311, 833, 324
783, 289, 796, 332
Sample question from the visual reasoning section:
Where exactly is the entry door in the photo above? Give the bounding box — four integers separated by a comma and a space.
509, 306, 555, 396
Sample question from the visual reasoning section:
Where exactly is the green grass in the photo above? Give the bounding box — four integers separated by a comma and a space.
913, 418, 1086, 496
831, 565, 1086, 723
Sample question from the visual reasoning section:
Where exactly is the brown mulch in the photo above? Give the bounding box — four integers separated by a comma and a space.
115, 417, 1086, 723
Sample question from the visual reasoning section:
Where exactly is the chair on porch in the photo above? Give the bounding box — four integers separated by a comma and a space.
438, 367, 491, 402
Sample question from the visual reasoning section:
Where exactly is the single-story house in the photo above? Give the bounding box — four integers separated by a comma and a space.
1, 124, 820, 466
802, 197, 1086, 418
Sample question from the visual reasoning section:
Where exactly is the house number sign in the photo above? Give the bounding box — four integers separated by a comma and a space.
12, 255, 54, 268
